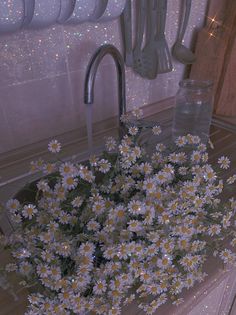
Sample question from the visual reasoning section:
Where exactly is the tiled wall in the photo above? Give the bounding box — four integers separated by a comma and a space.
0, 0, 207, 155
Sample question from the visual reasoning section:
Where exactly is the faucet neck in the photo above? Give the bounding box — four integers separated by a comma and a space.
84, 44, 126, 125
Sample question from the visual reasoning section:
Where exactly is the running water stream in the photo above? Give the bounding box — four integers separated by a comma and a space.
86, 104, 94, 155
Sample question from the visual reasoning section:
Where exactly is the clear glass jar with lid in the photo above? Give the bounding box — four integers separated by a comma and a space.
172, 79, 213, 144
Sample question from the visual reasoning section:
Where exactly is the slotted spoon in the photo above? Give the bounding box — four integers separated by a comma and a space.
155, 0, 173, 73
140, 0, 158, 79
132, 0, 147, 75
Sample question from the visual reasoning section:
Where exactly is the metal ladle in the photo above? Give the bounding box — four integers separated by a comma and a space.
172, 0, 196, 64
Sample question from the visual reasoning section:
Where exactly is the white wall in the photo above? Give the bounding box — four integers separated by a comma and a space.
0, 0, 208, 154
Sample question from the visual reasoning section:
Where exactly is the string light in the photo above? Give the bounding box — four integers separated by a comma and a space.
206, 15, 223, 40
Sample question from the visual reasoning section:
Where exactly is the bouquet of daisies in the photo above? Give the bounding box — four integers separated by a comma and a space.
2, 113, 236, 315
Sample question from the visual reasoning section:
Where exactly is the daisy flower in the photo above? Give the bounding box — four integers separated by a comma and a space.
36, 180, 50, 192
124, 294, 135, 305
108, 306, 121, 315
116, 243, 131, 260
22, 204, 38, 219
143, 178, 156, 193
171, 278, 184, 294
175, 136, 187, 147
191, 151, 202, 164
104, 247, 118, 260
61, 176, 78, 190
56, 242, 71, 257
5, 263, 17, 272
41, 250, 55, 263
37, 264, 50, 278
172, 298, 184, 306
180, 255, 200, 271
92, 201, 105, 216
140, 162, 153, 175
147, 285, 160, 296
185, 274, 195, 288
156, 143, 166, 152
146, 244, 158, 257
157, 255, 173, 269
192, 135, 201, 144
151, 152, 164, 165
120, 113, 130, 124
133, 146, 142, 159
128, 200, 145, 215
152, 125, 162, 135
201, 152, 209, 163
79, 242, 95, 257
198, 143, 207, 152
6, 199, 20, 214
128, 220, 143, 232
87, 219, 100, 231
208, 224, 221, 236
58, 211, 70, 224
93, 280, 107, 295
105, 137, 117, 151
105, 261, 122, 275
160, 239, 175, 253
30, 159, 44, 172
223, 213, 232, 228
99, 159, 111, 173
218, 156, 230, 169
50, 266, 61, 281
59, 162, 77, 177
219, 249, 236, 264
227, 175, 236, 184
132, 108, 143, 119
128, 126, 138, 136
47, 221, 59, 232
39, 232, 53, 244
178, 167, 188, 175
48, 139, 61, 153
158, 212, 171, 225
78, 166, 95, 183
19, 262, 32, 275
155, 171, 167, 184
113, 206, 126, 221
71, 196, 84, 208
203, 165, 217, 181
186, 134, 196, 144
43, 162, 56, 174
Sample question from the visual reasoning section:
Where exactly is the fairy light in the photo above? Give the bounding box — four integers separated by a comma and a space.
206, 15, 223, 40
208, 15, 217, 23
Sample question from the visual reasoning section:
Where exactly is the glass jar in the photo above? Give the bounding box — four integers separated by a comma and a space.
172, 79, 213, 144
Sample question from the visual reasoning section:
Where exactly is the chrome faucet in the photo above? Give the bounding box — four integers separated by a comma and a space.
84, 44, 126, 127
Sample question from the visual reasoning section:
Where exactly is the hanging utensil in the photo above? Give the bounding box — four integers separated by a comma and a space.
120, 0, 133, 67
66, 0, 96, 24
57, 0, 76, 24
155, 0, 173, 73
172, 0, 196, 64
89, 0, 108, 21
140, 0, 158, 79
22, 0, 35, 27
28, 0, 61, 28
132, 0, 147, 74
0, 0, 25, 33
98, 0, 126, 22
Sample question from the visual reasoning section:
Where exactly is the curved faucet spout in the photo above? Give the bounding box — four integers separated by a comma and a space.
84, 44, 126, 124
